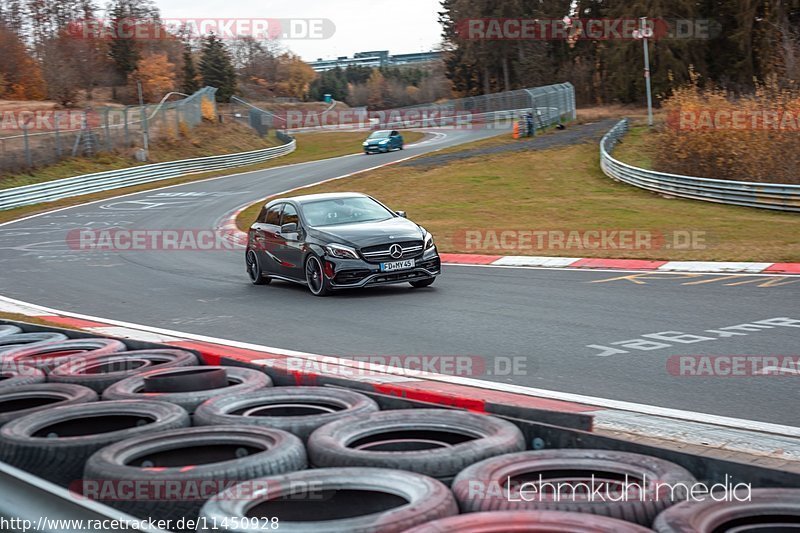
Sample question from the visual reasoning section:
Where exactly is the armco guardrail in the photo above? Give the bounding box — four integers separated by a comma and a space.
600, 118, 800, 212
0, 136, 296, 211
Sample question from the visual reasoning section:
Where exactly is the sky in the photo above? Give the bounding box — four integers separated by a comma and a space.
155, 0, 445, 61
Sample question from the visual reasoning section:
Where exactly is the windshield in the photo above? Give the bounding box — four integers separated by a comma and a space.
368, 131, 391, 139
301, 197, 394, 227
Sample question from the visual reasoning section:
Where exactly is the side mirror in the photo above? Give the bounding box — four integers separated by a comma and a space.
395, 211, 407, 218
280, 222, 298, 234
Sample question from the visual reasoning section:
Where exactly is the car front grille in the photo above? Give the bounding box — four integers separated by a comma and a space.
360, 240, 424, 263
334, 269, 371, 285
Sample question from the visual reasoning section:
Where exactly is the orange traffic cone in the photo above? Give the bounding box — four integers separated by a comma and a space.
512, 121, 520, 139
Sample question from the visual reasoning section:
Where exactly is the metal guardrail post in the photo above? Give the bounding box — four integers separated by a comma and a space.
599, 119, 800, 212
22, 125, 32, 168
54, 116, 62, 158
0, 135, 297, 211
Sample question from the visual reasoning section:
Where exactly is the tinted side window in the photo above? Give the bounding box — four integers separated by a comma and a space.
391, 131, 399, 136
256, 207, 268, 224
265, 204, 282, 225
281, 204, 299, 226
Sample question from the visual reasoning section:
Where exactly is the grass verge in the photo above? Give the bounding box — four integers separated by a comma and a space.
0, 130, 424, 225
236, 137, 800, 262
611, 122, 657, 169
1, 122, 280, 190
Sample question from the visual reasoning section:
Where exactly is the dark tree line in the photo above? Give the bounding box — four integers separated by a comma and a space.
439, 0, 800, 104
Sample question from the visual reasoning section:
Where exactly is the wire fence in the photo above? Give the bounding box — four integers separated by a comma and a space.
226, 83, 576, 134
0, 87, 218, 173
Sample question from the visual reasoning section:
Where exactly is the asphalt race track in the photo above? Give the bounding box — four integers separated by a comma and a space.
1, 128, 799, 427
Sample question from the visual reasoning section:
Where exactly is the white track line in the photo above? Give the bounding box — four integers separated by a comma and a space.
0, 130, 449, 230
442, 262, 799, 277
1, 293, 798, 440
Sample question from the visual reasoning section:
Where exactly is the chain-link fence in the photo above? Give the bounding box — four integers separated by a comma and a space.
227, 83, 575, 134
0, 87, 218, 173
399, 82, 576, 126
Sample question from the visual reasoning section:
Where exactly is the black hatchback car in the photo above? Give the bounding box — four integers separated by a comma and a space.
245, 193, 440, 296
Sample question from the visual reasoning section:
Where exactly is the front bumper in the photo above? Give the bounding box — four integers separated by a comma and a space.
325, 249, 441, 289
364, 143, 390, 153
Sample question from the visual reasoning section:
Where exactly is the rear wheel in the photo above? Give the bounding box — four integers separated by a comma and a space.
246, 250, 270, 285
305, 255, 331, 297
410, 278, 435, 288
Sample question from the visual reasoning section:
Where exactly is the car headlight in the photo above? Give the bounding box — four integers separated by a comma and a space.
424, 232, 435, 250
325, 243, 359, 259
362, 141, 369, 146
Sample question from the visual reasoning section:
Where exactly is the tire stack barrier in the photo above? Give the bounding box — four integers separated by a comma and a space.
0, 318, 798, 532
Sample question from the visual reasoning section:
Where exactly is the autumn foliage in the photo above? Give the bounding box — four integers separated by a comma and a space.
134, 52, 177, 102
0, 25, 46, 100
656, 74, 800, 184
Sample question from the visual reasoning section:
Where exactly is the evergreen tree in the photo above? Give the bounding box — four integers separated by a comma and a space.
180, 42, 199, 94
308, 67, 347, 101
199, 33, 237, 101
107, 0, 144, 83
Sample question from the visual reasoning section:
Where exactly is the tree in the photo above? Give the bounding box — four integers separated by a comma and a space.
180, 42, 199, 94
0, 23, 46, 99
199, 33, 237, 101
41, 35, 82, 104
134, 51, 176, 101
107, 0, 159, 84
308, 67, 347, 101
274, 52, 315, 99
366, 69, 388, 109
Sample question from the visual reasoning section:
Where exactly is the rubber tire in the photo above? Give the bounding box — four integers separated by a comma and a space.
198, 467, 458, 533
307, 409, 525, 484
143, 366, 228, 393
409, 278, 435, 288
404, 510, 655, 533
83, 425, 307, 524
0, 325, 22, 338
0, 338, 127, 373
0, 383, 97, 425
194, 387, 380, 440
102, 366, 272, 413
0, 332, 69, 355
305, 255, 331, 297
246, 250, 270, 285
0, 400, 190, 486
452, 449, 696, 525
653, 488, 800, 532
0, 367, 46, 390
48, 349, 199, 393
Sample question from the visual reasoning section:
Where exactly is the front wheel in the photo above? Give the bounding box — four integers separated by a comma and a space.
305, 255, 331, 296
399, 144, 404, 150
246, 250, 270, 285
410, 277, 435, 288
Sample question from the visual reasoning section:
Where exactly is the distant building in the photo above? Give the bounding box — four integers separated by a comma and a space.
309, 50, 443, 72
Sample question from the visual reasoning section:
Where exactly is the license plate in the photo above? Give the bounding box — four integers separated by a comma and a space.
380, 259, 415, 272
